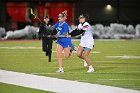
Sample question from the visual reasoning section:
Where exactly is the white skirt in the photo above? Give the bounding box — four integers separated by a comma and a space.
80, 38, 94, 49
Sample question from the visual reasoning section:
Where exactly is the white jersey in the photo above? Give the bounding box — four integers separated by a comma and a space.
78, 22, 94, 49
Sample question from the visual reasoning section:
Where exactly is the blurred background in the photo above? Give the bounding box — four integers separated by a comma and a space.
0, 0, 140, 40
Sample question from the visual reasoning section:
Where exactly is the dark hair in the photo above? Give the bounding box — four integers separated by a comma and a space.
79, 14, 89, 22
44, 15, 49, 19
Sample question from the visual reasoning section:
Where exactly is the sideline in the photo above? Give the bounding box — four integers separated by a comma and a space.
0, 70, 139, 93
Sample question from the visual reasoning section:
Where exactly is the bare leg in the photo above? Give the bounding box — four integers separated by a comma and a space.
77, 45, 84, 59
57, 44, 63, 68
64, 46, 71, 59
83, 49, 92, 65
83, 49, 94, 72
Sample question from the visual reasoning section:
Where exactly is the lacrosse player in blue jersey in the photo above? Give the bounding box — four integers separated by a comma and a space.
53, 10, 73, 73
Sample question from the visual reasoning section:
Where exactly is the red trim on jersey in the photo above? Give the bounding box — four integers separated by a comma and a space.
82, 25, 89, 29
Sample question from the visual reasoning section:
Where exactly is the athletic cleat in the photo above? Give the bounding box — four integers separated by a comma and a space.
73, 46, 77, 51
70, 45, 77, 53
84, 60, 88, 67
56, 68, 64, 73
87, 68, 94, 73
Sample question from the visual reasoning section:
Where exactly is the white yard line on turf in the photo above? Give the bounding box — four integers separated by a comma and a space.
52, 51, 100, 54
96, 39, 126, 41
97, 79, 140, 81
0, 46, 41, 49
0, 46, 100, 53
106, 55, 140, 59
0, 70, 139, 93
31, 71, 140, 75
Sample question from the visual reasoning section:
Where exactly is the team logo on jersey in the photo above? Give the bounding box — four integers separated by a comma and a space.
57, 27, 62, 31
57, 31, 61, 36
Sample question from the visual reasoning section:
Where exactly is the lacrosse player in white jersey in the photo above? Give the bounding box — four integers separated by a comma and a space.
69, 14, 94, 73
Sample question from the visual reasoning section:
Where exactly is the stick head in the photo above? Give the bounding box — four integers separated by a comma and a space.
30, 8, 36, 18
30, 9, 34, 15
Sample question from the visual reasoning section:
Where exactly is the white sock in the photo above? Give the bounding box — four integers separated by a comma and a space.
84, 60, 88, 66
89, 65, 93, 69
59, 67, 63, 70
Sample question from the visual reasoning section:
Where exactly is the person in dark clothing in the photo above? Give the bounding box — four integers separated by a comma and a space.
38, 16, 54, 62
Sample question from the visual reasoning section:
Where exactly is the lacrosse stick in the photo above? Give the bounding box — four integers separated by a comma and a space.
29, 8, 41, 22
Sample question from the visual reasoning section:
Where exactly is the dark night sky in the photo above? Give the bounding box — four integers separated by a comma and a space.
74, 0, 140, 25
0, 0, 140, 25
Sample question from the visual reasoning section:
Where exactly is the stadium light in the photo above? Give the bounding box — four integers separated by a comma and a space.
105, 4, 112, 11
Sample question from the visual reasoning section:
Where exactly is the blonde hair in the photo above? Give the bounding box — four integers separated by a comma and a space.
60, 10, 68, 20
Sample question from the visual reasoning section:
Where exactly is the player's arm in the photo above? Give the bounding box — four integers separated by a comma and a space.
50, 25, 57, 35
69, 24, 89, 37
46, 25, 57, 40
69, 28, 85, 37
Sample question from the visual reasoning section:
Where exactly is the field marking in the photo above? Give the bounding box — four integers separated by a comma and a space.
0, 46, 100, 54
31, 71, 140, 75
52, 51, 100, 54
0, 46, 41, 49
106, 55, 140, 59
0, 70, 140, 93
98, 79, 140, 81
96, 39, 127, 41
0, 40, 40, 42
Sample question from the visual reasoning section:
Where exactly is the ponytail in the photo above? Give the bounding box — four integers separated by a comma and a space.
61, 10, 68, 20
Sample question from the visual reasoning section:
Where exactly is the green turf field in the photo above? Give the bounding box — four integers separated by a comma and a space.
0, 39, 140, 92
0, 83, 54, 93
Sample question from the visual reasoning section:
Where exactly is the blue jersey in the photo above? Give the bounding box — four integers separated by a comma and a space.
54, 21, 71, 42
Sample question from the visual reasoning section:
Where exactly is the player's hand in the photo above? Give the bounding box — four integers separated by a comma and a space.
66, 33, 71, 38
52, 35, 57, 41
